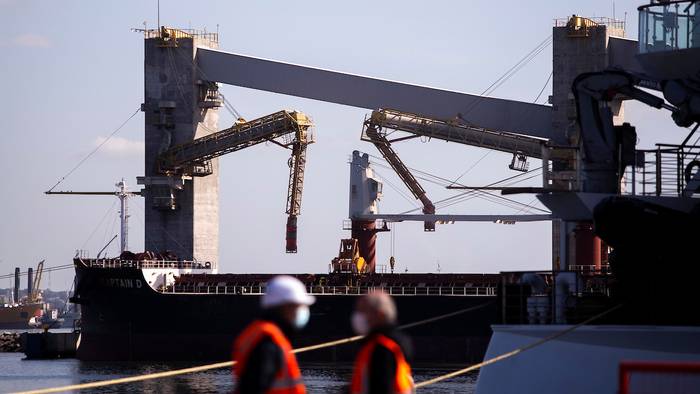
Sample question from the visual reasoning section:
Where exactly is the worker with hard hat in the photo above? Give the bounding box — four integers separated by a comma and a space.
233, 275, 315, 394
350, 292, 415, 394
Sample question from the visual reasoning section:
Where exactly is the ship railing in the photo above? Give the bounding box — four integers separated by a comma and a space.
500, 270, 614, 325
622, 143, 700, 197
133, 27, 219, 43
568, 265, 612, 275
165, 284, 497, 296
553, 16, 626, 38
638, 0, 699, 54
80, 259, 209, 270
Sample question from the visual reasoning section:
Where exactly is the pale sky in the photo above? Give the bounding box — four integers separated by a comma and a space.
0, 1, 679, 290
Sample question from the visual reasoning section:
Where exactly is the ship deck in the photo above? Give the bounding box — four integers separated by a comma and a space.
74, 257, 500, 296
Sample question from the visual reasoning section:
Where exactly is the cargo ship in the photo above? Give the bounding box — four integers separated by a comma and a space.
61, 24, 553, 363
67, 152, 504, 362
0, 303, 44, 330
1, 264, 46, 329
62, 2, 700, 375
71, 256, 499, 362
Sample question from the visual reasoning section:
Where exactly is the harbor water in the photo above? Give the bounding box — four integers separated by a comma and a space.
0, 353, 477, 393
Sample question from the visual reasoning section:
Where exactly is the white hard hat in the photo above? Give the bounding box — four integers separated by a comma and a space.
261, 275, 316, 309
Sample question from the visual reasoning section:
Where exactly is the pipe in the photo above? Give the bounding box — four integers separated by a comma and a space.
554, 271, 582, 324
285, 215, 298, 253
27, 268, 33, 301
574, 223, 602, 269
13, 267, 20, 305
352, 220, 377, 273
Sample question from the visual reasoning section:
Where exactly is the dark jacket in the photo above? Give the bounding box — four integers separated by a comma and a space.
235, 311, 295, 394
359, 325, 413, 394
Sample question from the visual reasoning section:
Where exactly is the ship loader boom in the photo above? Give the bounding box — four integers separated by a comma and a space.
361, 108, 550, 230
157, 110, 314, 253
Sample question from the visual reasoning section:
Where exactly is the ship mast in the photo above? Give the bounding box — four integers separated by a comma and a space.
46, 180, 142, 254
116, 178, 130, 253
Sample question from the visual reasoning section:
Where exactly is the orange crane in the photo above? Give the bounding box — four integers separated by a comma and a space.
29, 260, 44, 303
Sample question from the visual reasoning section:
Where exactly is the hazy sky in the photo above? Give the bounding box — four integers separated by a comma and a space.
0, 1, 679, 290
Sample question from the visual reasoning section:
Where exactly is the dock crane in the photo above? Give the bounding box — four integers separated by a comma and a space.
364, 109, 548, 158
28, 260, 44, 303
363, 123, 436, 231
46, 179, 140, 254
360, 108, 550, 231
156, 110, 314, 253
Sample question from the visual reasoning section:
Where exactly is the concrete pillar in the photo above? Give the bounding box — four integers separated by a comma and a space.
550, 18, 625, 269
140, 31, 220, 265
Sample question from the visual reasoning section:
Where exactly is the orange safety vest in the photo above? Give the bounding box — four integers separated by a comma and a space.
233, 320, 306, 394
350, 334, 415, 394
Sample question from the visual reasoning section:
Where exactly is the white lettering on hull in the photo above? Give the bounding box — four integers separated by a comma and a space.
99, 278, 143, 289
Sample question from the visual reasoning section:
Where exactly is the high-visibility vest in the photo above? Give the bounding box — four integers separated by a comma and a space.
350, 334, 415, 394
233, 320, 306, 394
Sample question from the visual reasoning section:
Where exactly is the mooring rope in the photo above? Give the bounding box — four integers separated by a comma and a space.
14, 302, 623, 393
13, 361, 236, 394
414, 304, 623, 388
14, 302, 494, 394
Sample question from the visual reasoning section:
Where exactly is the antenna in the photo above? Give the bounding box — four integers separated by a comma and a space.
613, 1, 616, 20
157, 0, 160, 33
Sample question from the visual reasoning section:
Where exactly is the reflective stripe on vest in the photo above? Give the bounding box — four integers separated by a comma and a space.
350, 334, 415, 394
233, 320, 306, 394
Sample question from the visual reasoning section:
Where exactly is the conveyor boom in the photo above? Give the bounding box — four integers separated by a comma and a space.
158, 110, 313, 174
157, 110, 313, 253
364, 125, 436, 231
364, 109, 548, 159
196, 49, 557, 142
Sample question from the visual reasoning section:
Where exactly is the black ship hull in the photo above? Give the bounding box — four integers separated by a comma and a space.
72, 263, 498, 363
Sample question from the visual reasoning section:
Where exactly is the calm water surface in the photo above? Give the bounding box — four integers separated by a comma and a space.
0, 353, 477, 393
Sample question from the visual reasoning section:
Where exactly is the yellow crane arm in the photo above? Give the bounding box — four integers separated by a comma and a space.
157, 110, 314, 253
31, 260, 44, 302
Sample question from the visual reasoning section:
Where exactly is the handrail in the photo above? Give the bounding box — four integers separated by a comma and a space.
623, 144, 700, 197
553, 16, 625, 30
638, 1, 699, 53
164, 284, 497, 297
134, 27, 219, 42
568, 265, 612, 274
79, 259, 211, 270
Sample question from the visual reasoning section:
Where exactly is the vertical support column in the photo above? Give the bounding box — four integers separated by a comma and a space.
27, 268, 33, 301
550, 18, 625, 270
141, 32, 220, 264
655, 147, 662, 196
117, 179, 129, 253
13, 267, 20, 304
558, 221, 569, 271
352, 220, 377, 272
572, 222, 601, 271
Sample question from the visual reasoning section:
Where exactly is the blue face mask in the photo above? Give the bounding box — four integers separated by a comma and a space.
294, 305, 310, 329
